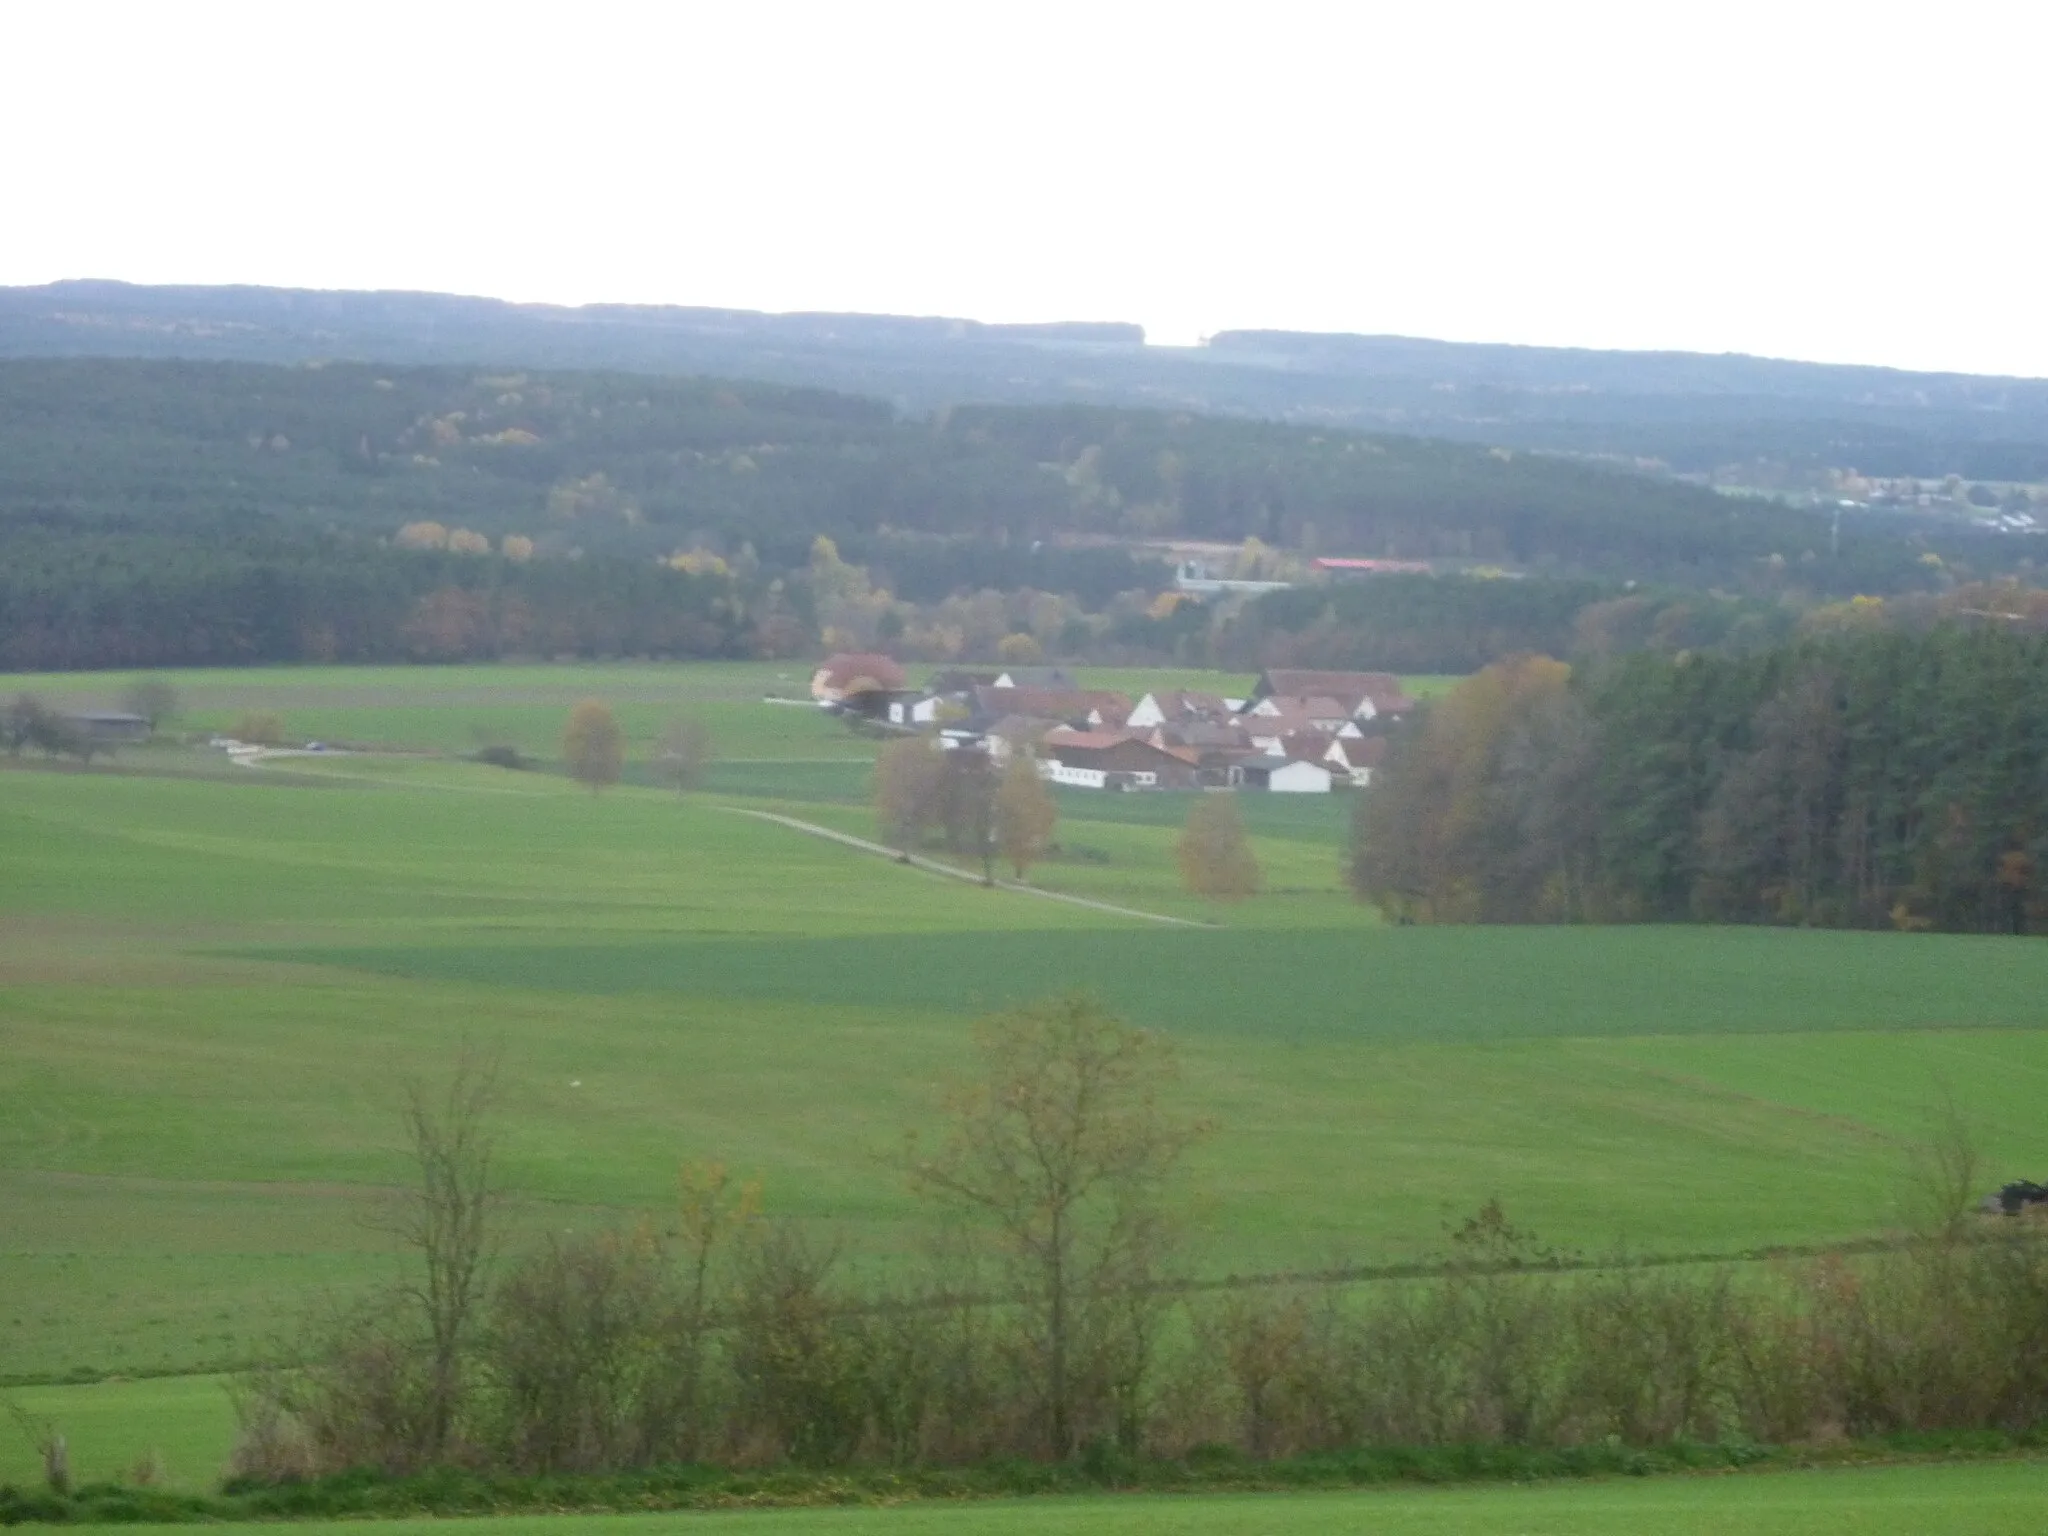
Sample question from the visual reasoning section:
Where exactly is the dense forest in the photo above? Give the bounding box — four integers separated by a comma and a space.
1199, 578, 1795, 676
1352, 623, 2048, 934
9, 281, 2048, 482
0, 356, 2033, 671
1, 356, 1899, 575
0, 520, 766, 671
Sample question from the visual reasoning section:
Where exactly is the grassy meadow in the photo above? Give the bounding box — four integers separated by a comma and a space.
14, 1461, 2048, 1534
6, 660, 2048, 1512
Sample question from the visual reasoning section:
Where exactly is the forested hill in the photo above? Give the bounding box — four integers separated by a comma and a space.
7, 281, 2048, 482
0, 356, 1913, 584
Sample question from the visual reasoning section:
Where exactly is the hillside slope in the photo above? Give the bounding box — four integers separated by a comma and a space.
7, 279, 2048, 480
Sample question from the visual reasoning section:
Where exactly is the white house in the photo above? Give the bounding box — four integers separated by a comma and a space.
1266, 759, 1333, 793
1126, 693, 1167, 728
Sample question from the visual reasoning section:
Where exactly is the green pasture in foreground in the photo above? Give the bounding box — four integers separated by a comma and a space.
9, 749, 2048, 1384
30, 1462, 2048, 1534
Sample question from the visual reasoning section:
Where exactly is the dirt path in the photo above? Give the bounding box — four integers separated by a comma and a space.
720, 807, 1210, 927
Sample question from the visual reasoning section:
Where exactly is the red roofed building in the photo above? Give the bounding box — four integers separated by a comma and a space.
1040, 727, 1198, 789
1249, 669, 1414, 720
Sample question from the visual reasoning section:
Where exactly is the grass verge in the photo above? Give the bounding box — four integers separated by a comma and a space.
3, 1432, 2044, 1525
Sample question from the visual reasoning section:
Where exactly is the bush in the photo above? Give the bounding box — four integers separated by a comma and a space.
229, 711, 287, 746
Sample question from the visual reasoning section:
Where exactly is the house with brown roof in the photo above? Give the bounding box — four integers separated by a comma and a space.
1039, 727, 1198, 790
1242, 710, 1363, 752
971, 686, 1130, 730
1125, 690, 1231, 729
1248, 669, 1414, 720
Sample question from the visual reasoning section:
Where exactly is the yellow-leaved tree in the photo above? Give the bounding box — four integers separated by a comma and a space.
994, 751, 1059, 879
562, 700, 624, 794
1176, 796, 1260, 901
1348, 654, 1595, 923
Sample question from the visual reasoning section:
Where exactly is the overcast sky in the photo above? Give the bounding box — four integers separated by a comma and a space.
7, 1, 2043, 376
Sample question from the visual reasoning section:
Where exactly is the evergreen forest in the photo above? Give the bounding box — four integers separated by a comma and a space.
1, 356, 2025, 671
1353, 625, 2048, 933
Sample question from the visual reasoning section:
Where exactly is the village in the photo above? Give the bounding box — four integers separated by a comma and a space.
809, 653, 1410, 793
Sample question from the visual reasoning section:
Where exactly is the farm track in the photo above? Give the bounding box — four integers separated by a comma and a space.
721, 807, 1211, 928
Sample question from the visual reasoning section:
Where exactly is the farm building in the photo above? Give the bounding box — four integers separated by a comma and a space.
970, 686, 1130, 729
811, 653, 907, 707
1245, 758, 1334, 793
1039, 729, 1199, 790
1248, 669, 1414, 720
66, 711, 152, 744
1125, 690, 1231, 728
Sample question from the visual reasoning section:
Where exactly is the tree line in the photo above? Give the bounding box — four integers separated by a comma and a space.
0, 524, 773, 670
1352, 624, 2048, 932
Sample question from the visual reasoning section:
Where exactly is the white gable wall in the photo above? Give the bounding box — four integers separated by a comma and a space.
1268, 759, 1333, 793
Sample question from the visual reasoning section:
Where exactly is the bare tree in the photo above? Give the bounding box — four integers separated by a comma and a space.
937, 746, 998, 883
1903, 1089, 1983, 1244
656, 716, 715, 793
385, 1046, 502, 1461
119, 676, 180, 733
907, 995, 1206, 1458
874, 736, 944, 858
3, 1394, 68, 1494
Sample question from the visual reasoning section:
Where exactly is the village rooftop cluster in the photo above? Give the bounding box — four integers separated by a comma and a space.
809, 654, 1410, 793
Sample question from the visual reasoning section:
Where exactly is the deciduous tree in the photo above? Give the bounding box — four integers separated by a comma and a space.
994, 752, 1059, 880
1177, 796, 1260, 901
119, 676, 179, 732
562, 700, 624, 793
906, 995, 1205, 1459
377, 1047, 501, 1464
657, 716, 715, 793
230, 710, 287, 747
874, 737, 944, 855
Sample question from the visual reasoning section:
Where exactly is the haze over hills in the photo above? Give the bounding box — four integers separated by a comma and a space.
8, 280, 2048, 483
5, 285, 2044, 675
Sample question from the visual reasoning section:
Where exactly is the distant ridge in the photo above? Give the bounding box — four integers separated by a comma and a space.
4, 280, 2047, 478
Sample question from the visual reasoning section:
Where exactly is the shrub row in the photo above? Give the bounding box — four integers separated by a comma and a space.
220, 1213, 2048, 1481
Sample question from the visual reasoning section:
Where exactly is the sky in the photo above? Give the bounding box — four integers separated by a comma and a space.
6, 0, 2045, 377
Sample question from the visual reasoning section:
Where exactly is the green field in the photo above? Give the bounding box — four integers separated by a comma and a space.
6, 661, 2048, 1523
0, 662, 1276, 763
20, 1463, 2048, 1535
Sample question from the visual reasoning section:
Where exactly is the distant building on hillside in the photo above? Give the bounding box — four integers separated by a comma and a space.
1173, 560, 1290, 598
1248, 669, 1414, 720
811, 653, 908, 707
66, 711, 151, 745
1313, 557, 1434, 577
1039, 728, 1199, 790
